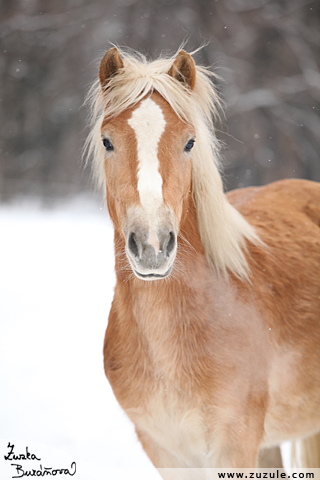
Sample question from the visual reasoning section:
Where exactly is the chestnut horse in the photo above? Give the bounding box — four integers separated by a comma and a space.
85, 47, 320, 474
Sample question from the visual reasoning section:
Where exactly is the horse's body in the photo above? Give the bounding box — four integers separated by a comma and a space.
105, 178, 320, 468
86, 47, 320, 472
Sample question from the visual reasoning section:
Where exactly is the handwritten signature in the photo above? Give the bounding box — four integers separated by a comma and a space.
4, 443, 76, 478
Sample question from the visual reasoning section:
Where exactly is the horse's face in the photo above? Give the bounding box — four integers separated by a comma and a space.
102, 92, 195, 280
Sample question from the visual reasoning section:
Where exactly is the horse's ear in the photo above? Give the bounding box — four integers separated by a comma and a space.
168, 50, 196, 90
99, 47, 124, 89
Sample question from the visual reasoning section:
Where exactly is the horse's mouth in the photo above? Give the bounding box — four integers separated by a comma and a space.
133, 266, 172, 281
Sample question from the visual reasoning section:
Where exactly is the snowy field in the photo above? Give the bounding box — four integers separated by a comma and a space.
0, 198, 160, 479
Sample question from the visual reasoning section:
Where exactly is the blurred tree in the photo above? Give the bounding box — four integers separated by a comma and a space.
0, 0, 319, 202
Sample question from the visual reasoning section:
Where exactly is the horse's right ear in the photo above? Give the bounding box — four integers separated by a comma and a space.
99, 47, 124, 89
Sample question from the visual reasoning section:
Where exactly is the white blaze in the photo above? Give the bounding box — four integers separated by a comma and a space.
128, 98, 166, 212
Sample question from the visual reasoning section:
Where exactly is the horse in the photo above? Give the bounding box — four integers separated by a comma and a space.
85, 47, 320, 475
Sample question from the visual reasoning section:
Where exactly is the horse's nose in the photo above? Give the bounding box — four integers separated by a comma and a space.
128, 231, 159, 268
128, 231, 140, 259
163, 231, 175, 258
128, 230, 176, 260
147, 230, 176, 258
127, 229, 176, 274
128, 231, 158, 265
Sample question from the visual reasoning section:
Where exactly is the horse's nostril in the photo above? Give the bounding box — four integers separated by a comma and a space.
128, 232, 139, 258
166, 231, 175, 258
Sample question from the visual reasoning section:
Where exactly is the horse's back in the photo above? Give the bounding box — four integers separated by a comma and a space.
228, 178, 320, 262
227, 178, 320, 224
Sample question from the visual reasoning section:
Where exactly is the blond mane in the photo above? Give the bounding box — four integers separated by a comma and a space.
84, 48, 260, 279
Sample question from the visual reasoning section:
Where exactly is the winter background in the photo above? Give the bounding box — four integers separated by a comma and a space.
1, 0, 319, 478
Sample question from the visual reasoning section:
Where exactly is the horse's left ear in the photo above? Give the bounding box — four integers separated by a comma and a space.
99, 47, 124, 89
168, 50, 196, 90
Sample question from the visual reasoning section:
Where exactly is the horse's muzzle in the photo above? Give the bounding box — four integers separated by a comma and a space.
126, 229, 176, 280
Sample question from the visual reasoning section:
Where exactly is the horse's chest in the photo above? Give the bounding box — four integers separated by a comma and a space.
129, 388, 210, 466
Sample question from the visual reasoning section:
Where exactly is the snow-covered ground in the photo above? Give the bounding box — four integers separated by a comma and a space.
0, 198, 160, 479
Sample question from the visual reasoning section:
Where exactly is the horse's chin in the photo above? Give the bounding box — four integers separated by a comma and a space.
132, 266, 172, 281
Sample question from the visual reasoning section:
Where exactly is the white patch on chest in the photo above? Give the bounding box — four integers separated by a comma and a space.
127, 391, 211, 467
128, 98, 166, 212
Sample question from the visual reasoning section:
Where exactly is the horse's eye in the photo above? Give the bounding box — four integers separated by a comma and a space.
184, 139, 195, 152
102, 138, 114, 152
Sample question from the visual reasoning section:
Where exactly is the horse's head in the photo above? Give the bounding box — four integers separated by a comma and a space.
87, 48, 259, 281
98, 48, 197, 280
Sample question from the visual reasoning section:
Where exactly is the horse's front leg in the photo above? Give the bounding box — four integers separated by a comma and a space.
206, 419, 264, 468
136, 428, 185, 468
137, 428, 217, 479
212, 440, 261, 468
